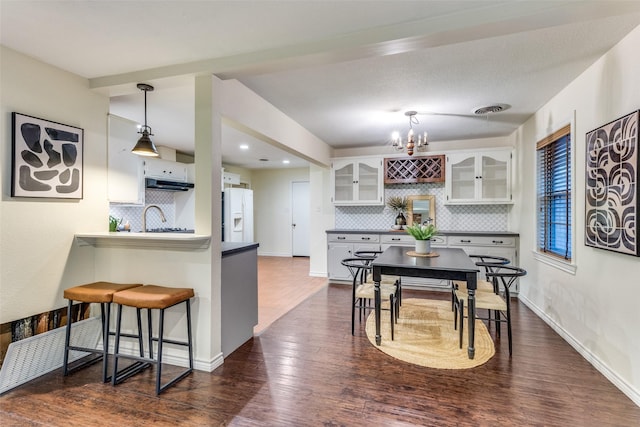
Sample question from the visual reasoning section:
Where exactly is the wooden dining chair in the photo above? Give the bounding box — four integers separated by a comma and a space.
341, 257, 398, 340
354, 249, 402, 307
454, 264, 527, 355
450, 254, 510, 310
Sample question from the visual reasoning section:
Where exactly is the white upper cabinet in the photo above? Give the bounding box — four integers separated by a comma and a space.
107, 114, 144, 205
331, 157, 384, 205
445, 149, 512, 204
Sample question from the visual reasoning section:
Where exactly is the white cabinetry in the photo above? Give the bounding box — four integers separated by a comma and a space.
144, 158, 188, 182
445, 149, 512, 204
222, 171, 240, 187
107, 114, 144, 205
327, 233, 380, 281
447, 234, 519, 291
331, 157, 383, 205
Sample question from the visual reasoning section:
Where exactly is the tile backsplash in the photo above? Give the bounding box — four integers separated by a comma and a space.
335, 183, 509, 231
109, 190, 175, 232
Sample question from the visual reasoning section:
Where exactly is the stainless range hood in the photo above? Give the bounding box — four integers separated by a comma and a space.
145, 178, 194, 191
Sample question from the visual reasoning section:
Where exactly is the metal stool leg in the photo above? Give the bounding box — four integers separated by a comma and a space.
63, 299, 73, 376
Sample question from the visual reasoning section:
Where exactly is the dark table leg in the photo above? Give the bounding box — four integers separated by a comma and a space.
375, 279, 381, 345
466, 271, 476, 359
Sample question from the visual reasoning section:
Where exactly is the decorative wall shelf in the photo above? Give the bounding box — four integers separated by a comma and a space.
384, 155, 445, 184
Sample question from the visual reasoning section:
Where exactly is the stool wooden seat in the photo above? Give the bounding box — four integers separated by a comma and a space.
63, 281, 142, 382
111, 285, 194, 395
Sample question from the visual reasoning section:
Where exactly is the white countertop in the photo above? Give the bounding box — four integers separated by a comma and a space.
75, 232, 211, 249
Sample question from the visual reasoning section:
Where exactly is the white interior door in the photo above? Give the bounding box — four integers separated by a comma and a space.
291, 181, 310, 256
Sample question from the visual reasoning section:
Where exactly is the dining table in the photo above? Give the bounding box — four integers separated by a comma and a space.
371, 246, 480, 359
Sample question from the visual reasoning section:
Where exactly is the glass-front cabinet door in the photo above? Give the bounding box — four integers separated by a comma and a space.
331, 157, 383, 205
446, 149, 512, 204
480, 152, 510, 200
356, 159, 382, 203
449, 155, 476, 201
333, 162, 354, 203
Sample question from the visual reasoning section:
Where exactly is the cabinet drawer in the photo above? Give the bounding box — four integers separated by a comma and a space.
381, 234, 414, 244
448, 235, 516, 247
328, 234, 380, 243
381, 234, 447, 246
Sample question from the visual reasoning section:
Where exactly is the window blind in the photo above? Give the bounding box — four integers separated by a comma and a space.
536, 126, 572, 261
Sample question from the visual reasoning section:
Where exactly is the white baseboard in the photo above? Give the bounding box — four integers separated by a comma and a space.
518, 294, 640, 407
309, 271, 327, 278
109, 345, 224, 373
257, 251, 291, 257
195, 353, 224, 373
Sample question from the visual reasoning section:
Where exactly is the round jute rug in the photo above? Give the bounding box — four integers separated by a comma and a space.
365, 298, 495, 369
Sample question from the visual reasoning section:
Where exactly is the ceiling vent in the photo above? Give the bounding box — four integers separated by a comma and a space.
472, 104, 510, 115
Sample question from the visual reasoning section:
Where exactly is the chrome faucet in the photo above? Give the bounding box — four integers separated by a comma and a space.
142, 204, 166, 232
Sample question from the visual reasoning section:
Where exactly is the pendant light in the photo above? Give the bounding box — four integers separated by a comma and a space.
132, 83, 159, 157
391, 111, 428, 156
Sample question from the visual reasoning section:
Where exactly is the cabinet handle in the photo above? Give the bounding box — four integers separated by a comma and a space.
337, 236, 346, 240
492, 240, 504, 244
361, 237, 370, 241
392, 238, 400, 241
460, 239, 471, 243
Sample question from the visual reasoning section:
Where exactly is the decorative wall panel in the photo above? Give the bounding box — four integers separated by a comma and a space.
11, 112, 83, 199
585, 110, 639, 256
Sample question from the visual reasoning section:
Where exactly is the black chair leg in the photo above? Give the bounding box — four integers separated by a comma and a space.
453, 298, 458, 330
506, 302, 513, 356
458, 300, 464, 349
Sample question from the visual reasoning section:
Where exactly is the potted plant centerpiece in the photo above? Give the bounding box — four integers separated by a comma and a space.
387, 196, 409, 229
405, 223, 437, 254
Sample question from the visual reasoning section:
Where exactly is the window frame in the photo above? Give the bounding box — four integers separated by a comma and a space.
533, 117, 576, 274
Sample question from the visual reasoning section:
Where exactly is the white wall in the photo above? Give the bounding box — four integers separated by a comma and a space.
332, 135, 514, 158
309, 164, 334, 277
512, 25, 640, 404
0, 46, 109, 323
251, 167, 310, 256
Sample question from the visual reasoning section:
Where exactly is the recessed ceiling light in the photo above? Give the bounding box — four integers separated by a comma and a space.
239, 144, 249, 150
282, 159, 290, 164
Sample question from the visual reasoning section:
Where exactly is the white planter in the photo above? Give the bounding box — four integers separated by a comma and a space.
415, 239, 431, 254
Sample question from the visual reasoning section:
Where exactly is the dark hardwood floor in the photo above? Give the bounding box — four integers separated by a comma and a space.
1, 284, 638, 426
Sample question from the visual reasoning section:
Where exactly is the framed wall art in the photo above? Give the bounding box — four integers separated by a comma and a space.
585, 109, 639, 256
11, 112, 84, 199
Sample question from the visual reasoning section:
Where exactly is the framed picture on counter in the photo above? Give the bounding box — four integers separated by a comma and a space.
11, 112, 84, 199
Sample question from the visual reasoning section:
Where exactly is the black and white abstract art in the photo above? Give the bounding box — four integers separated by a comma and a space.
11, 113, 83, 199
585, 110, 638, 256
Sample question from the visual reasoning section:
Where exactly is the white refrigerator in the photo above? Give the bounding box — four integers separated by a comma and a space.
224, 188, 254, 242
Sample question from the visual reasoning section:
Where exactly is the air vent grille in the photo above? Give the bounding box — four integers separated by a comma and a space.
473, 104, 510, 115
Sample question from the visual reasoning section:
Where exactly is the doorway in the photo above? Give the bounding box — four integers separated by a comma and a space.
291, 181, 310, 256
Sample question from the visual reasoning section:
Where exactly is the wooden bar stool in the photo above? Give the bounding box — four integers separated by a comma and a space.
63, 281, 143, 382
111, 285, 194, 395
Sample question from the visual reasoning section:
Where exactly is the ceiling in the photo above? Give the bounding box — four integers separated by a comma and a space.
2, 1, 640, 169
